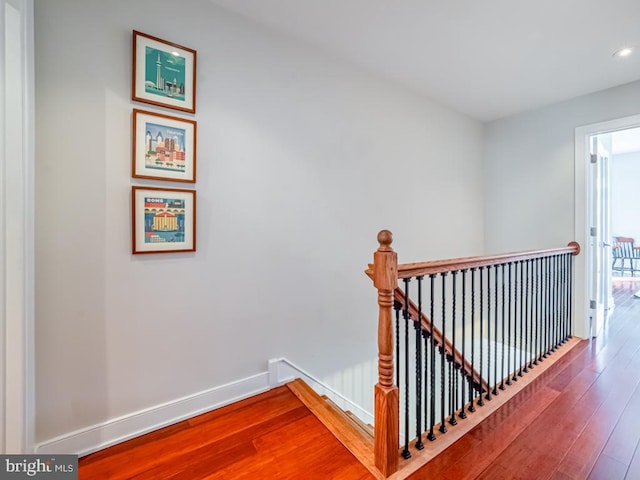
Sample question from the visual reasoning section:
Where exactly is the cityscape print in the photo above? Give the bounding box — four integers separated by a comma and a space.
144, 121, 187, 173
144, 46, 186, 102
143, 197, 186, 244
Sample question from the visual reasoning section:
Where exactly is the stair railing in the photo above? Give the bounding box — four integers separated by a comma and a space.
368, 230, 580, 477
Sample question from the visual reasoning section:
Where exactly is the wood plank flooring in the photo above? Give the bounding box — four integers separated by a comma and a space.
408, 277, 640, 480
80, 277, 640, 479
79, 386, 373, 479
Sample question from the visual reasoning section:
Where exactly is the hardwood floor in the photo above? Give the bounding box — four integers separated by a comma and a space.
408, 277, 640, 480
80, 278, 640, 479
79, 386, 374, 479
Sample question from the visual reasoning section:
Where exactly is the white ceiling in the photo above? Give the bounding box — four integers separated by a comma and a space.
209, 0, 640, 121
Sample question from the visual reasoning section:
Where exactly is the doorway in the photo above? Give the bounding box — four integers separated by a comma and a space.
575, 115, 640, 339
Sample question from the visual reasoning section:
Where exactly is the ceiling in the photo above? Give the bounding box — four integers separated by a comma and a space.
209, 0, 640, 122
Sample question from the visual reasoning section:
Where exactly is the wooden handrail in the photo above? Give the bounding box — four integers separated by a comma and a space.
369, 231, 581, 477
396, 242, 580, 279
392, 287, 487, 393
364, 270, 487, 393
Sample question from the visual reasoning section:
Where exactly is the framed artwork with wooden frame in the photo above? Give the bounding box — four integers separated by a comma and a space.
132, 30, 197, 114
132, 186, 196, 254
132, 109, 197, 183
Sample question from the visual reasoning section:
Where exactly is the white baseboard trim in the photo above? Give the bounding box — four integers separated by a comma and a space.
35, 372, 270, 457
268, 358, 374, 425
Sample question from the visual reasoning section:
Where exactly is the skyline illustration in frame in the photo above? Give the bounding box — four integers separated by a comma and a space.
132, 186, 196, 254
133, 109, 196, 183
132, 31, 196, 114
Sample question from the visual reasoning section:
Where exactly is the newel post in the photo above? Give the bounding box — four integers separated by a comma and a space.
373, 230, 399, 477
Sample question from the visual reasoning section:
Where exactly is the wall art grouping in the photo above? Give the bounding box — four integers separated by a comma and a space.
130, 30, 198, 254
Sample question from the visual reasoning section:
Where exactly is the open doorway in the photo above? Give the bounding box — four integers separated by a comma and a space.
609, 127, 640, 296
575, 115, 640, 339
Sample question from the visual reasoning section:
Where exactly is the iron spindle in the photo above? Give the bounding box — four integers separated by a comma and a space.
460, 270, 468, 419
523, 260, 530, 373
414, 276, 424, 450
402, 278, 411, 459
440, 273, 448, 434
478, 267, 485, 407
492, 265, 499, 396
428, 275, 436, 441
450, 271, 458, 426
552, 256, 558, 350
394, 300, 401, 387
529, 259, 536, 368
518, 261, 524, 378
506, 263, 512, 386
486, 266, 493, 401
469, 269, 477, 413
500, 263, 506, 391
512, 262, 519, 382
569, 256, 574, 337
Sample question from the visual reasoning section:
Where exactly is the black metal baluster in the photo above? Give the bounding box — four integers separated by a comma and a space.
415, 276, 424, 450
529, 259, 536, 369
545, 256, 551, 356
539, 257, 546, 361
500, 263, 506, 390
512, 261, 519, 382
523, 260, 530, 374
450, 271, 458, 426
469, 268, 477, 413
552, 255, 558, 351
533, 258, 539, 366
562, 254, 569, 342
460, 270, 468, 419
569, 255, 574, 337
492, 264, 499, 396
518, 261, 524, 378
486, 266, 493, 401
423, 328, 429, 436
506, 262, 513, 386
394, 300, 401, 386
402, 278, 411, 459
428, 274, 436, 441
478, 267, 484, 407
440, 273, 448, 434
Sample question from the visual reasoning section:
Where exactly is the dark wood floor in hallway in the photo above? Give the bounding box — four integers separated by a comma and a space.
79, 278, 640, 479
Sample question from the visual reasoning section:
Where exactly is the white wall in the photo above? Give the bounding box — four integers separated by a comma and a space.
484, 81, 640, 253
484, 81, 640, 339
611, 151, 640, 242
34, 0, 484, 447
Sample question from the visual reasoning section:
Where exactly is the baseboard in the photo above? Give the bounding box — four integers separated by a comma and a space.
35, 372, 270, 457
268, 358, 374, 425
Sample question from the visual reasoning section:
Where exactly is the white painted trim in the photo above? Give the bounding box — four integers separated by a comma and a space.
35, 373, 270, 457
1, 0, 35, 454
268, 358, 374, 425
574, 114, 640, 339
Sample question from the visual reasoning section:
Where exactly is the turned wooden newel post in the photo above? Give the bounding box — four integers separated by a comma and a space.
373, 230, 399, 477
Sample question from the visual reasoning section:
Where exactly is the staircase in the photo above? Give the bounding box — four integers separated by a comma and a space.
290, 230, 582, 479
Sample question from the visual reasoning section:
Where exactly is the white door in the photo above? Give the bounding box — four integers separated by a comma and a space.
589, 135, 613, 337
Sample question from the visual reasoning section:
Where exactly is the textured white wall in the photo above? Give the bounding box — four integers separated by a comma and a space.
34, 0, 484, 443
611, 151, 640, 242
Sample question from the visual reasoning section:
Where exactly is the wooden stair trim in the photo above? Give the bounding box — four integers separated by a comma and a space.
386, 336, 583, 480
286, 378, 382, 479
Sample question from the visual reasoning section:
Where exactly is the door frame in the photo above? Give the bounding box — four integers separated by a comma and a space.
575, 114, 640, 339
1, 0, 35, 453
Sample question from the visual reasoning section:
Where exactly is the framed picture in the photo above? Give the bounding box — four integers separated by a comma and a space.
132, 109, 197, 183
132, 30, 197, 114
132, 186, 196, 254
